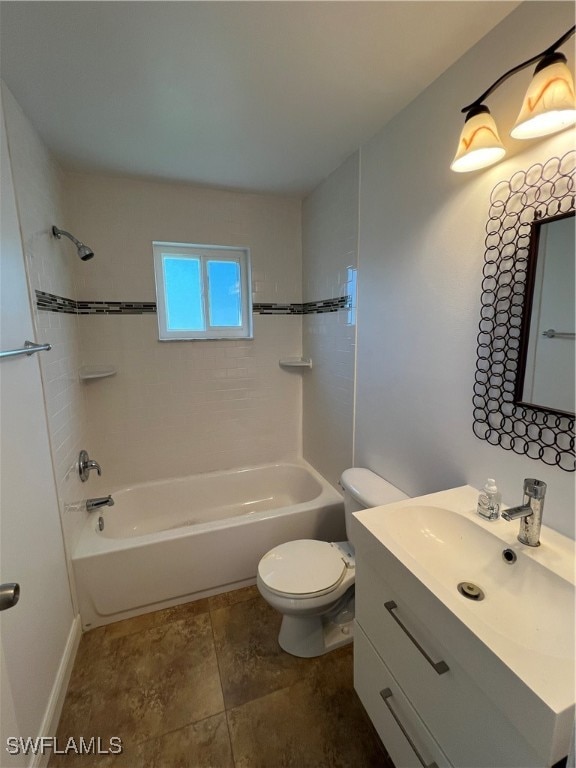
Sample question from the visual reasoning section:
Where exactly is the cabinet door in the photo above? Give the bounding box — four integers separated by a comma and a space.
354, 623, 452, 768
356, 558, 545, 768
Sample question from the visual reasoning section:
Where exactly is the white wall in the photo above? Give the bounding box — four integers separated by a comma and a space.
1, 83, 76, 760
2, 83, 88, 582
302, 152, 359, 487
65, 172, 303, 489
355, 2, 575, 538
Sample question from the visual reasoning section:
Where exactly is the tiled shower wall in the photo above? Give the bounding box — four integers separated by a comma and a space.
64, 172, 304, 489
4, 76, 357, 564
2, 83, 88, 562
302, 152, 359, 487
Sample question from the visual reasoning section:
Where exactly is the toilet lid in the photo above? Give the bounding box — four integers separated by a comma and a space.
258, 540, 345, 595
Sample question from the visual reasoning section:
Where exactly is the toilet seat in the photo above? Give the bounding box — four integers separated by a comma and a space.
258, 540, 346, 598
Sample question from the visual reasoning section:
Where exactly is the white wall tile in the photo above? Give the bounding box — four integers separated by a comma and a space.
3, 80, 354, 547
302, 152, 359, 487
2, 84, 89, 576
62, 174, 303, 487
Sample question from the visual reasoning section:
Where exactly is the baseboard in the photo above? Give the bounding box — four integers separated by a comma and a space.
30, 615, 82, 768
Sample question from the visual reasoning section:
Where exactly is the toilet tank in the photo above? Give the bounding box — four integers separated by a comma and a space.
340, 468, 408, 541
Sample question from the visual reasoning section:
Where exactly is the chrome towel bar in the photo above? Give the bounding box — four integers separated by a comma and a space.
541, 329, 575, 339
0, 340, 52, 359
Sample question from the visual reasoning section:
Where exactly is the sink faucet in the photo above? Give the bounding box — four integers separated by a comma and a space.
86, 495, 114, 513
501, 479, 546, 547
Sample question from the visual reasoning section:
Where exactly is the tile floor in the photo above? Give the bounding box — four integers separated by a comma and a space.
50, 586, 393, 767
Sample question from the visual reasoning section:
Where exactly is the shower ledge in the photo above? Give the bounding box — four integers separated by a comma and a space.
279, 358, 312, 369
79, 366, 117, 381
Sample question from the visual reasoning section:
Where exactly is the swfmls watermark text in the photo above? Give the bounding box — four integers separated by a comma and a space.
6, 736, 123, 756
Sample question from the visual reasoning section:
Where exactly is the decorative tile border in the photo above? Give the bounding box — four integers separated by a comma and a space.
76, 300, 157, 315
35, 291, 157, 315
304, 296, 351, 313
254, 297, 351, 315
36, 291, 351, 316
253, 302, 304, 315
35, 291, 78, 314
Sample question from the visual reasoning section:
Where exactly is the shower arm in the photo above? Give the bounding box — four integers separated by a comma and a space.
52, 226, 82, 248
52, 225, 94, 260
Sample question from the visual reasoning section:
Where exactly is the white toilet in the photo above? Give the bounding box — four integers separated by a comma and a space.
256, 468, 408, 658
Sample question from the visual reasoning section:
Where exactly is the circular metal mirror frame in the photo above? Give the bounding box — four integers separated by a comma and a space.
473, 150, 575, 472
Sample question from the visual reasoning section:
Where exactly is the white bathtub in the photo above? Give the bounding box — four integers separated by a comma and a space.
72, 461, 345, 630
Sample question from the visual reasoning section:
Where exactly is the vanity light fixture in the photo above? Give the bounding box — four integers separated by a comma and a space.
451, 25, 576, 173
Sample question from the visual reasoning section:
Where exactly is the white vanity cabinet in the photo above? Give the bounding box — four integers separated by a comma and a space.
354, 624, 452, 768
351, 489, 574, 768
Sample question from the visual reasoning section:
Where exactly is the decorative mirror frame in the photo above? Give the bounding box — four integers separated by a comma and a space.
473, 149, 575, 472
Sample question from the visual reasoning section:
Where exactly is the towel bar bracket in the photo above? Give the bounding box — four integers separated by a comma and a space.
0, 340, 52, 360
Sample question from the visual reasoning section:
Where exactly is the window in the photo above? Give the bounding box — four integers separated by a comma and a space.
153, 243, 252, 340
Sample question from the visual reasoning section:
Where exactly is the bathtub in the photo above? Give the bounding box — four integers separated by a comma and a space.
72, 461, 345, 630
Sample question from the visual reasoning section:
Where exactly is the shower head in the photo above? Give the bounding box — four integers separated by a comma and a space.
76, 243, 95, 261
52, 226, 94, 261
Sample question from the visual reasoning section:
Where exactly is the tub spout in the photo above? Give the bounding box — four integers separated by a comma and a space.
86, 495, 114, 512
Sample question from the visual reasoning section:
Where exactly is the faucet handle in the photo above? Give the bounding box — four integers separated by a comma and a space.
78, 450, 102, 482
524, 478, 547, 499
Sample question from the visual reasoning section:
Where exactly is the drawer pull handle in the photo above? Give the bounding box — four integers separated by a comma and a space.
380, 688, 438, 768
385, 600, 449, 675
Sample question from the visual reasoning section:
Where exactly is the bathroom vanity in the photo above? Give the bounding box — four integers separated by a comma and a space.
352, 485, 575, 768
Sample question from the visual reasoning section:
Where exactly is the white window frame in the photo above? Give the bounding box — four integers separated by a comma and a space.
153, 242, 253, 341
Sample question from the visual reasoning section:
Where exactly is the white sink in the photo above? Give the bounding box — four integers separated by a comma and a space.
375, 502, 574, 660
353, 485, 575, 719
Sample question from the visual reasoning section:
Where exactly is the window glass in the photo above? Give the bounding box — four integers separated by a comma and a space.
163, 257, 204, 331
208, 260, 241, 327
153, 243, 252, 340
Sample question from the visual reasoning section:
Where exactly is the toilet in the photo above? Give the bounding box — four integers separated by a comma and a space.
256, 468, 408, 658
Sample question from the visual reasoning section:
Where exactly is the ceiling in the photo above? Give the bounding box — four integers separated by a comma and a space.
0, 1, 519, 197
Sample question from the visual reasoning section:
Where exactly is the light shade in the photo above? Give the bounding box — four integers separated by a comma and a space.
451, 106, 506, 173
511, 54, 576, 139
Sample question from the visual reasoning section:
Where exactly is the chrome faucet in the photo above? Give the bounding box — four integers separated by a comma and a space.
78, 450, 102, 482
501, 479, 546, 547
86, 495, 114, 513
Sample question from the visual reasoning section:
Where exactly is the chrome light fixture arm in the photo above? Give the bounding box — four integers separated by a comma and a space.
460, 25, 575, 115
451, 25, 576, 173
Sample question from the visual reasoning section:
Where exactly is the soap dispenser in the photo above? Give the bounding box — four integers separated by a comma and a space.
477, 479, 501, 520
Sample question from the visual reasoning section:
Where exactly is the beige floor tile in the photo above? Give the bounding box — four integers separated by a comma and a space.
208, 585, 259, 612
153, 713, 234, 768
227, 647, 388, 768
211, 593, 321, 709
227, 682, 325, 768
87, 684, 167, 747
54, 690, 93, 740
105, 598, 210, 641
88, 615, 224, 742
47, 737, 157, 768
66, 629, 118, 698
54, 586, 393, 768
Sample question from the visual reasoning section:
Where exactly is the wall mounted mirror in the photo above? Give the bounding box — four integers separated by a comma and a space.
473, 151, 575, 472
515, 211, 575, 416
